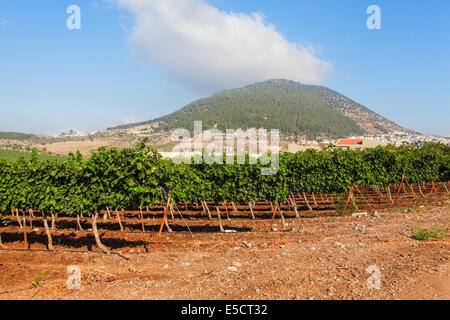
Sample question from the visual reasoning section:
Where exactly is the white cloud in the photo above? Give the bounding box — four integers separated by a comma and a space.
0, 19, 9, 26
116, 0, 331, 93
118, 115, 137, 124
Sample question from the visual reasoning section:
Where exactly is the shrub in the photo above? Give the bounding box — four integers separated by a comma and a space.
411, 226, 448, 241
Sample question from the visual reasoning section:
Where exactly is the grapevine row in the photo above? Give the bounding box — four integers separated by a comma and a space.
0, 141, 448, 217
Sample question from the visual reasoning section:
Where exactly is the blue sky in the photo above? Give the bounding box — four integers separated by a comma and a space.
0, 0, 449, 136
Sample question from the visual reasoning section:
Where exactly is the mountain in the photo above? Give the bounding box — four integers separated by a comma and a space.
109, 79, 414, 138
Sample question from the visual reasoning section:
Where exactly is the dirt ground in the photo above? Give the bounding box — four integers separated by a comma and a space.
0, 205, 449, 300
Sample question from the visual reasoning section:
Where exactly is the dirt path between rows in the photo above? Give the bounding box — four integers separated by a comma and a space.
0, 205, 448, 300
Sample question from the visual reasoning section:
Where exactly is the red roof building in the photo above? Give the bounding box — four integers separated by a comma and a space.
336, 138, 386, 150
337, 139, 363, 146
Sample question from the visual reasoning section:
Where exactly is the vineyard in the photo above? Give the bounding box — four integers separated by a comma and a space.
0, 148, 67, 162
0, 142, 449, 252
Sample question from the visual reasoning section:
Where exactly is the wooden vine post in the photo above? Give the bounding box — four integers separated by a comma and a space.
215, 207, 225, 233
76, 213, 84, 231
203, 201, 212, 220
22, 211, 28, 249
105, 207, 112, 221
430, 166, 440, 196
200, 201, 206, 216
312, 193, 318, 206
115, 209, 123, 231
289, 192, 300, 218
51, 212, 57, 230
303, 192, 313, 212
248, 202, 255, 220
169, 202, 175, 220
443, 182, 449, 194
15, 209, 23, 229
164, 205, 173, 233
406, 182, 417, 197
279, 206, 287, 230
92, 211, 109, 251
268, 201, 279, 232
158, 195, 172, 238
28, 209, 33, 229
386, 185, 394, 203
139, 206, 145, 232
43, 213, 54, 250
342, 183, 356, 216
418, 183, 425, 197
223, 202, 230, 220
395, 174, 406, 203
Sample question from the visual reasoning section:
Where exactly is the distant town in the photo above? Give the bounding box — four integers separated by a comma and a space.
52, 128, 449, 153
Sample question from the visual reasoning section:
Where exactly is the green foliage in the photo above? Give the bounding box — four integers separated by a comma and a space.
411, 226, 448, 241
333, 193, 359, 216
0, 142, 448, 218
31, 272, 46, 288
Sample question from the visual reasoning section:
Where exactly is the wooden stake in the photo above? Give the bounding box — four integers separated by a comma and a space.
43, 213, 53, 250
201, 201, 206, 216
51, 212, 57, 230
386, 185, 394, 203
139, 206, 145, 232
418, 183, 425, 197
77, 214, 84, 231
342, 183, 356, 216
312, 193, 318, 206
115, 209, 123, 232
203, 201, 212, 220
15, 209, 23, 229
395, 174, 406, 203
303, 192, 313, 212
28, 209, 33, 229
375, 185, 382, 196
443, 182, 449, 194
406, 182, 417, 197
268, 201, 279, 232
279, 207, 286, 230
158, 195, 172, 238
22, 211, 28, 249
430, 167, 440, 195
223, 202, 230, 220
232, 202, 238, 213
289, 193, 300, 218
106, 207, 112, 220
216, 207, 225, 233
164, 213, 173, 233
169, 203, 175, 220
92, 211, 109, 251
248, 202, 255, 220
